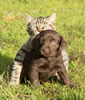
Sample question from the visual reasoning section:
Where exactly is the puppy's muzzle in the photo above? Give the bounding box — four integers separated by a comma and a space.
41, 47, 51, 57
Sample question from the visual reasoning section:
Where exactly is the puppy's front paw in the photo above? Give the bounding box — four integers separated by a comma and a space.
66, 83, 77, 88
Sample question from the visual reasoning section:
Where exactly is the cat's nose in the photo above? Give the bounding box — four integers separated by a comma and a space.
36, 26, 43, 32
39, 26, 44, 32
39, 28, 43, 32
38, 28, 42, 32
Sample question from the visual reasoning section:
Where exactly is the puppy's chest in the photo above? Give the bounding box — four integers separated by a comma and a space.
39, 55, 63, 82
39, 57, 59, 82
48, 55, 63, 70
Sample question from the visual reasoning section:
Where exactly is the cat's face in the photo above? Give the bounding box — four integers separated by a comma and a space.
26, 13, 56, 35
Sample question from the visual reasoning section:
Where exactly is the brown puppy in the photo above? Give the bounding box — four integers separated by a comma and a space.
20, 30, 75, 88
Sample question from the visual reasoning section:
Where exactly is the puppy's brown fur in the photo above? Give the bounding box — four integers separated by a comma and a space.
20, 30, 75, 87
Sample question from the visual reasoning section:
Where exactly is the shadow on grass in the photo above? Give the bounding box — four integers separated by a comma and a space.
0, 53, 13, 78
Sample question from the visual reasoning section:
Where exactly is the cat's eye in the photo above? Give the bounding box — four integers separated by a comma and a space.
36, 26, 38, 30
44, 21, 47, 24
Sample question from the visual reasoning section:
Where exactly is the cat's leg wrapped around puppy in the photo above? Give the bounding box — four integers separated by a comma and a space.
9, 61, 23, 85
9, 36, 35, 86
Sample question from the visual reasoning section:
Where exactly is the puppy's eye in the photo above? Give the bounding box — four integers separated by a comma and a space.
51, 40, 57, 45
40, 38, 44, 44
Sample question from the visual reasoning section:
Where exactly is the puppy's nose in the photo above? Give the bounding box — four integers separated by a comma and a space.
42, 47, 50, 54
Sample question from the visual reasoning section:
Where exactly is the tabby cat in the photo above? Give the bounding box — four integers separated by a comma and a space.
9, 13, 69, 85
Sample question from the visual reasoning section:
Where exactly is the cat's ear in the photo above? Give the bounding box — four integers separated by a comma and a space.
48, 13, 56, 24
25, 14, 33, 24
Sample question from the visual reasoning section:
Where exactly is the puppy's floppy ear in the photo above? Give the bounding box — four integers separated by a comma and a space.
59, 35, 67, 51
32, 34, 40, 51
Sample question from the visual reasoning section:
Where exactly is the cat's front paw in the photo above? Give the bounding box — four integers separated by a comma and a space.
9, 81, 20, 86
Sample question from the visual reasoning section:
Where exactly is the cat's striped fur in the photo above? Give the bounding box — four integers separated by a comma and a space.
9, 13, 69, 85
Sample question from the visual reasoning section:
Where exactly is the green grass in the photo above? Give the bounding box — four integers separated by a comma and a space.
0, 0, 85, 99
